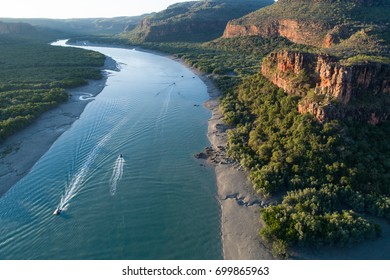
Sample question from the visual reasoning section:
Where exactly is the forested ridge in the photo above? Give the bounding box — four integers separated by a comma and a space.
0, 32, 105, 141
127, 0, 274, 43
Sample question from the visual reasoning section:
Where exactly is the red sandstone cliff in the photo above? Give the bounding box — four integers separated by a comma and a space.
224, 19, 330, 48
261, 50, 390, 123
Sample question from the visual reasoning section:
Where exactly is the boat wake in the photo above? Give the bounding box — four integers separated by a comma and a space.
109, 155, 125, 196
53, 114, 130, 214
54, 132, 112, 214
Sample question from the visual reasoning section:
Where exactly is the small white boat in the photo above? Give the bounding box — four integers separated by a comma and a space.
53, 208, 61, 215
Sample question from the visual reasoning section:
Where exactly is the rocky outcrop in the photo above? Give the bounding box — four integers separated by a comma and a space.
297, 98, 390, 124
262, 50, 390, 123
261, 51, 318, 96
195, 145, 235, 165
315, 56, 390, 103
223, 21, 277, 38
224, 19, 330, 48
322, 24, 354, 48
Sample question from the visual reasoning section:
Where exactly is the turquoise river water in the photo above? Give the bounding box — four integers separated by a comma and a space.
0, 41, 222, 259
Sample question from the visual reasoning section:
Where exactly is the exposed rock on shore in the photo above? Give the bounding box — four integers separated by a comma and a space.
204, 91, 273, 259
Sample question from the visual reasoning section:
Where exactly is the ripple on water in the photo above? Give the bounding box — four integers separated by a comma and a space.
0, 44, 222, 260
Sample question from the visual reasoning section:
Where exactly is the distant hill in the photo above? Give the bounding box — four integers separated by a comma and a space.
0, 20, 73, 43
0, 21, 36, 35
0, 15, 150, 35
127, 0, 274, 43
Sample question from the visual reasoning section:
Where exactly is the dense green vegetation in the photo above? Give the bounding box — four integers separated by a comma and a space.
220, 73, 390, 258
135, 35, 389, 257
234, 0, 390, 32
236, 0, 390, 25
141, 36, 293, 75
125, 16, 389, 259
0, 31, 105, 141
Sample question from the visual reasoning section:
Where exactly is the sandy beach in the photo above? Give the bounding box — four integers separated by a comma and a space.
0, 56, 118, 197
197, 75, 274, 260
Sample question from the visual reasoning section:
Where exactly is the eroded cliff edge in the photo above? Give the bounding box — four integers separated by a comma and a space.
261, 50, 390, 124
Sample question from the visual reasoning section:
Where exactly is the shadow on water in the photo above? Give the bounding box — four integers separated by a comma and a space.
54, 212, 72, 220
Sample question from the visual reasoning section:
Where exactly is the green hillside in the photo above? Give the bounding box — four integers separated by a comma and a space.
235, 0, 389, 25
127, 0, 274, 42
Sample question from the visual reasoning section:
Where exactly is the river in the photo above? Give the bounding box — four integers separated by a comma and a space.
0, 41, 222, 259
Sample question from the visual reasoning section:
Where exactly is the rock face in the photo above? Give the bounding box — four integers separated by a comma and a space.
261, 51, 317, 96
262, 50, 390, 123
224, 19, 330, 48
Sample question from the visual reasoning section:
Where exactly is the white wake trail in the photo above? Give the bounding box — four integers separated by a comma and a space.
54, 115, 128, 214
109, 156, 125, 196
56, 133, 111, 212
